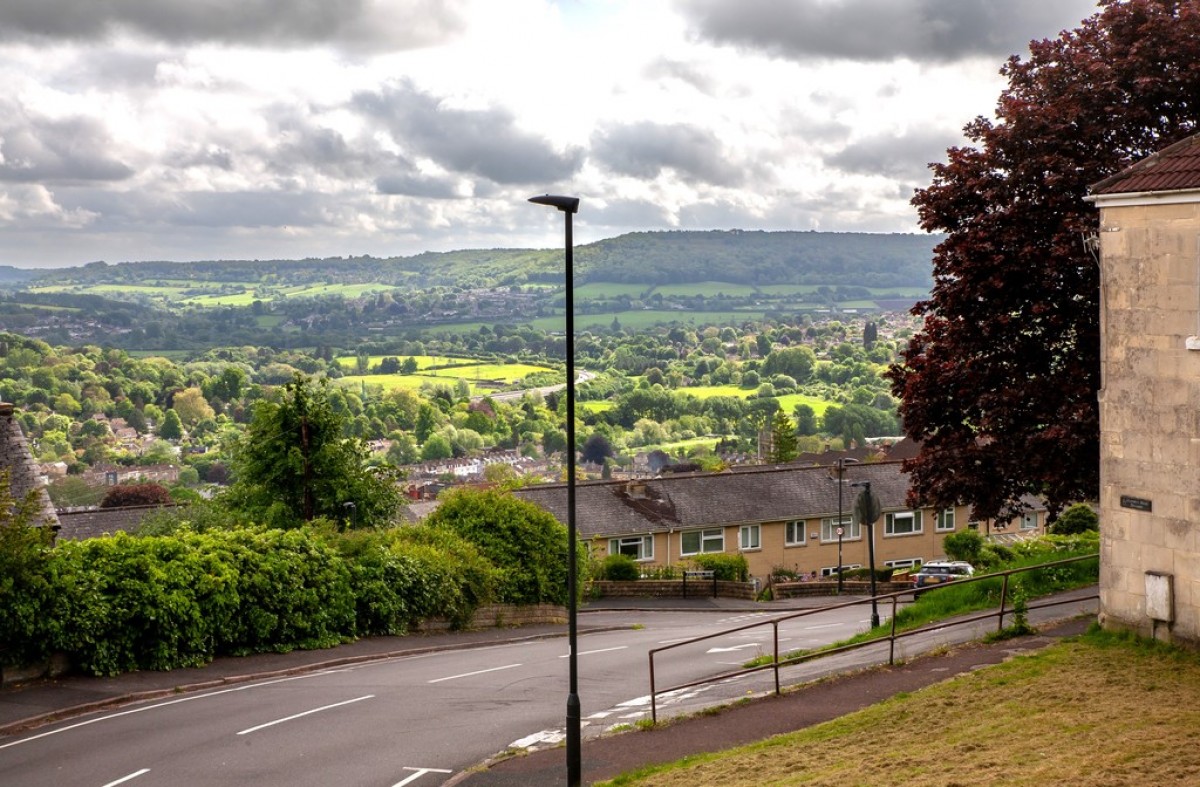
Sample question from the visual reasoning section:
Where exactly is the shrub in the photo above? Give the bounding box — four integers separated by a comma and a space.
688, 553, 749, 582
425, 488, 580, 606
842, 566, 894, 582
0, 499, 56, 666
600, 553, 640, 581
100, 482, 173, 508
942, 529, 985, 564
1050, 503, 1099, 535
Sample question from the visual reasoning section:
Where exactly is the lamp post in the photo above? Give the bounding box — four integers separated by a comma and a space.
833, 458, 858, 595
851, 480, 881, 628
342, 500, 356, 530
528, 193, 581, 787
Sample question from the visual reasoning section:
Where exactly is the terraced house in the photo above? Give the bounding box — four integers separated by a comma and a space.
516, 461, 1044, 583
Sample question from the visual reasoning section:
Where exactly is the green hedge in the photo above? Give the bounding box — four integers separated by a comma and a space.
687, 553, 749, 582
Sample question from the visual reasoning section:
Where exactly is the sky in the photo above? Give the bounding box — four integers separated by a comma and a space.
0, 0, 1101, 269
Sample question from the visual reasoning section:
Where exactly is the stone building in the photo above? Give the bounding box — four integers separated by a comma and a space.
1089, 134, 1200, 643
0, 402, 58, 527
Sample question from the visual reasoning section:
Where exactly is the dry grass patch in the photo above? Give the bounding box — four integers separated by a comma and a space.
603, 629, 1200, 786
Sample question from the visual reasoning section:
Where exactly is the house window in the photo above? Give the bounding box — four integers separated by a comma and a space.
885, 510, 923, 536
821, 516, 859, 542
739, 524, 761, 551
785, 520, 806, 546
609, 535, 653, 561
681, 527, 724, 556
1021, 512, 1039, 531
886, 558, 921, 570
936, 508, 955, 532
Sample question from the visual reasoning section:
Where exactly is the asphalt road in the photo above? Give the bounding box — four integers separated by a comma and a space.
0, 590, 1098, 787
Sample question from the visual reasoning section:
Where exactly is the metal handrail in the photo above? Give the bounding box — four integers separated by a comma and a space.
647, 553, 1099, 723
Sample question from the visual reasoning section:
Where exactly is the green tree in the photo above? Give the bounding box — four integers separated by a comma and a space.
225, 374, 403, 529
158, 409, 184, 440
768, 411, 798, 464
1050, 503, 1099, 535
793, 403, 819, 436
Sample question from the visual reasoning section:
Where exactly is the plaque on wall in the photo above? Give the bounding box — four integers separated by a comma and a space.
1119, 495, 1152, 512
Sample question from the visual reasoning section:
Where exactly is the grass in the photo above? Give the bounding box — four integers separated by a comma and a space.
600, 627, 1200, 786
420, 362, 554, 382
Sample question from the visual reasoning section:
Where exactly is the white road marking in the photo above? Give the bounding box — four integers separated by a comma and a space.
101, 770, 150, 787
801, 622, 843, 630
391, 766, 453, 786
560, 646, 627, 658
236, 695, 374, 735
427, 663, 522, 684
706, 643, 760, 653
0, 672, 332, 752
511, 729, 565, 748
586, 711, 613, 719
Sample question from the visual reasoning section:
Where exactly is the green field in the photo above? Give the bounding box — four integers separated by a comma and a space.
184, 290, 259, 306
337, 373, 480, 395
335, 355, 480, 372
575, 282, 648, 298
651, 281, 758, 297
531, 310, 767, 333
282, 283, 398, 299
420, 362, 553, 383
579, 400, 614, 412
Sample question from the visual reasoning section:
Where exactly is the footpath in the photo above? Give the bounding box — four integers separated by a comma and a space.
0, 595, 1095, 786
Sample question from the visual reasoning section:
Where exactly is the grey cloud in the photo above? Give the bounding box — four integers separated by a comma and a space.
580, 198, 675, 229
0, 0, 467, 51
354, 81, 584, 185
643, 59, 717, 94
590, 121, 746, 187
0, 113, 135, 183
161, 191, 328, 228
678, 0, 1099, 62
827, 128, 962, 181
375, 170, 462, 199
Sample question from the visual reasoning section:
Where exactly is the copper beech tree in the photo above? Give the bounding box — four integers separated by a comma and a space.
889, 0, 1200, 520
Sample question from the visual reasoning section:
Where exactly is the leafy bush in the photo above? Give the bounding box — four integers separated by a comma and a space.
1050, 503, 1099, 535
0, 497, 56, 666
600, 553, 640, 581
942, 529, 985, 564
842, 566, 894, 582
688, 553, 749, 582
425, 488, 580, 605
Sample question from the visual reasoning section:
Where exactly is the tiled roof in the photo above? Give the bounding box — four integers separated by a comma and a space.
56, 504, 171, 540
514, 462, 911, 538
1091, 133, 1200, 195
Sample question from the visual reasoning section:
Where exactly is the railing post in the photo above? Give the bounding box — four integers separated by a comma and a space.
649, 650, 657, 724
998, 573, 1010, 632
773, 620, 781, 696
889, 594, 899, 665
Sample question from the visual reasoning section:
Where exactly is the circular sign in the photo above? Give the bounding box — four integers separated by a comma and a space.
836, 527, 844, 536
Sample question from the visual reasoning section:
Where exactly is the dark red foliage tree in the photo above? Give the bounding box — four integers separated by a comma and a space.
100, 482, 173, 508
889, 0, 1200, 520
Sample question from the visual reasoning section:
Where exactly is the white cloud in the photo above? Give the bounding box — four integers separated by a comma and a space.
0, 0, 1104, 266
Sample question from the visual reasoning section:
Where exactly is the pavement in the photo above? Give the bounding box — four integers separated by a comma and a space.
0, 594, 1097, 786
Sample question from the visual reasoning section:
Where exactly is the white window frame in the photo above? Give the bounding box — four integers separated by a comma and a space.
885, 510, 923, 536
935, 508, 955, 532
785, 519, 806, 546
820, 563, 861, 577
1021, 512, 1039, 531
609, 535, 654, 562
739, 524, 761, 551
885, 558, 921, 570
820, 516, 859, 542
681, 527, 724, 556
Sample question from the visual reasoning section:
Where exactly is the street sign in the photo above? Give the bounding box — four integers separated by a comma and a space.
836, 526, 844, 536
852, 488, 882, 526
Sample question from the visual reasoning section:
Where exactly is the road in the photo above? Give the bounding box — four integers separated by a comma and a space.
0, 592, 1097, 787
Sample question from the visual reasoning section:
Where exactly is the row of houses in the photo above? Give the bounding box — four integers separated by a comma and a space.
514, 460, 1044, 582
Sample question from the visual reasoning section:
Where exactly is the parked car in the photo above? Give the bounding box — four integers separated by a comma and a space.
912, 561, 975, 597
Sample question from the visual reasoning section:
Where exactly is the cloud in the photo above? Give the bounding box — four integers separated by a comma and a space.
0, 0, 468, 51
375, 170, 464, 199
678, 0, 1099, 63
0, 111, 136, 184
590, 121, 747, 187
827, 128, 962, 181
353, 81, 585, 186
642, 58, 717, 95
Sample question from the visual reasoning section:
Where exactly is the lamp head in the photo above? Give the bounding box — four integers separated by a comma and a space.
528, 194, 580, 213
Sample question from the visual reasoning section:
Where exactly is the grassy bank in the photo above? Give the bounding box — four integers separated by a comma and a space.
603, 627, 1200, 786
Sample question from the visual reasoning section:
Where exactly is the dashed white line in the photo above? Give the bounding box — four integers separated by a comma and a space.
101, 769, 150, 787
236, 695, 374, 735
560, 646, 627, 658
428, 663, 522, 684
391, 766, 453, 786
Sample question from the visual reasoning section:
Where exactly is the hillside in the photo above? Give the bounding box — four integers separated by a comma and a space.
23, 230, 937, 291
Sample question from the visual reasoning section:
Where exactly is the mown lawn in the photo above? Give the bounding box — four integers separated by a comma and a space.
603, 627, 1200, 786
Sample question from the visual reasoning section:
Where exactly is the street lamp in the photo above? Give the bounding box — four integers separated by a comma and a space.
851, 480, 882, 628
833, 458, 858, 595
342, 500, 356, 530
528, 193, 581, 787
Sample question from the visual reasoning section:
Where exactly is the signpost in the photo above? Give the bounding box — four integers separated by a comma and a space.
852, 481, 882, 628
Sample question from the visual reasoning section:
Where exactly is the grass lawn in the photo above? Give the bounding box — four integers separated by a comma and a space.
337, 373, 482, 395
602, 628, 1200, 786
650, 281, 758, 297
420, 362, 553, 382
334, 354, 479, 371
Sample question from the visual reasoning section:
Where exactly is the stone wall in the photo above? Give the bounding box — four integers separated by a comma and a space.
417, 603, 567, 632
1095, 199, 1200, 644
590, 580, 757, 600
